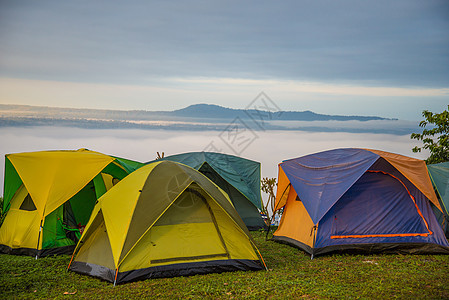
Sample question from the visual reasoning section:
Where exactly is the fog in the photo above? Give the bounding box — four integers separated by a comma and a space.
268, 119, 419, 133
0, 126, 428, 201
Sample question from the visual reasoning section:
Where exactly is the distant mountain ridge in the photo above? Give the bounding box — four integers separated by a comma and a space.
173, 104, 392, 121
0, 103, 392, 122
0, 103, 414, 135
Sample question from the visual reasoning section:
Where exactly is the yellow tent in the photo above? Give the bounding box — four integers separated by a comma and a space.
68, 160, 265, 284
0, 149, 142, 257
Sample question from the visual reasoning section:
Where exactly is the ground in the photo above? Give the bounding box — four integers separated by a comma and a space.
1, 231, 448, 299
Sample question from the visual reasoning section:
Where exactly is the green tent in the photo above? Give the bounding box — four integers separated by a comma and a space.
427, 162, 449, 237
148, 152, 266, 230
0, 149, 143, 257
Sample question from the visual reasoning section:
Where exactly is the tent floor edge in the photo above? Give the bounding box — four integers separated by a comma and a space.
39, 245, 76, 257
272, 236, 449, 257
313, 242, 449, 256
69, 261, 116, 283
115, 259, 264, 284
271, 235, 313, 255
70, 259, 263, 285
246, 223, 268, 231
0, 244, 75, 257
0, 244, 38, 256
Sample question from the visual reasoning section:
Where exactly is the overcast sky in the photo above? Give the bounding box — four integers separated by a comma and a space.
0, 1, 448, 120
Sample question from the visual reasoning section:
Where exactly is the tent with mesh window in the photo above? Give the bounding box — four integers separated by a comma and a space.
148, 152, 266, 230
427, 161, 449, 237
0, 149, 143, 257
68, 160, 265, 284
272, 148, 449, 257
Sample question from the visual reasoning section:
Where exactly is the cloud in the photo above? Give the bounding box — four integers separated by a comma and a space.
173, 77, 449, 97
0, 126, 429, 196
0, 1, 448, 88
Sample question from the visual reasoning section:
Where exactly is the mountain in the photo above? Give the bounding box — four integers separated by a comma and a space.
171, 104, 392, 121
0, 103, 414, 134
0, 103, 392, 122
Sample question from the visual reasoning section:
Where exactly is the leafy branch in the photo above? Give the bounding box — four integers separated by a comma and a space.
411, 105, 449, 164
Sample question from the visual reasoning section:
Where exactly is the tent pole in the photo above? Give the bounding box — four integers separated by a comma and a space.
35, 219, 43, 259
113, 269, 118, 286
265, 222, 271, 241
67, 252, 76, 271
203, 198, 231, 258
311, 224, 317, 260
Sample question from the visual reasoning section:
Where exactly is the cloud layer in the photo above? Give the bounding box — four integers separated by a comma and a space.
1, 1, 448, 87
0, 126, 429, 198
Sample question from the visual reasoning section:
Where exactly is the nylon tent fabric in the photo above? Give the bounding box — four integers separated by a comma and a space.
0, 149, 142, 257
147, 152, 266, 230
427, 162, 449, 237
277, 148, 380, 224
150, 152, 261, 209
3, 157, 22, 213
427, 162, 449, 217
68, 161, 265, 284
273, 148, 449, 256
367, 149, 441, 211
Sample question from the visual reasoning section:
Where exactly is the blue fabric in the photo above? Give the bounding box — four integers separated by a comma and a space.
316, 171, 449, 248
280, 148, 379, 224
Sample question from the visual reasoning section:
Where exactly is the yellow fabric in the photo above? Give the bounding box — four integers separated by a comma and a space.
120, 223, 227, 271
8, 150, 114, 217
274, 165, 291, 211
0, 209, 41, 249
100, 162, 161, 268
120, 187, 257, 272
274, 189, 315, 248
72, 160, 261, 274
0, 184, 41, 249
366, 149, 441, 211
211, 200, 258, 261
119, 162, 194, 263
101, 173, 114, 191
74, 211, 115, 270
8, 184, 29, 210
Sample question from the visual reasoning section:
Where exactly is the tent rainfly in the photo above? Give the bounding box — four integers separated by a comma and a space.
0, 149, 143, 257
273, 148, 449, 257
148, 152, 266, 230
68, 160, 266, 284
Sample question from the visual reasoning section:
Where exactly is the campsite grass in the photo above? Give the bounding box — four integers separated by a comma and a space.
1, 231, 448, 299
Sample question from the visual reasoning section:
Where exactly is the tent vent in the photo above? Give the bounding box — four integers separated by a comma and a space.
19, 194, 37, 211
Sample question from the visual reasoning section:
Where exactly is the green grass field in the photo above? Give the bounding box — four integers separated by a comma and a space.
1, 231, 448, 299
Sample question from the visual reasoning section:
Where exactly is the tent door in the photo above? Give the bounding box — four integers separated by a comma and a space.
143, 184, 230, 265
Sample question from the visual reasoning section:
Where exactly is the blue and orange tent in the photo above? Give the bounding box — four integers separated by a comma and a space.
273, 148, 449, 257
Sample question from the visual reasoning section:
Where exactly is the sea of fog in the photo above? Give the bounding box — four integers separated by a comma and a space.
0, 126, 428, 202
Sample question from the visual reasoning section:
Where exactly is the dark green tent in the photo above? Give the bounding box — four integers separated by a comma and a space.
427, 162, 449, 237
147, 152, 266, 230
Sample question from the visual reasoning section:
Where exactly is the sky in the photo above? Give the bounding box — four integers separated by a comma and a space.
0, 0, 448, 120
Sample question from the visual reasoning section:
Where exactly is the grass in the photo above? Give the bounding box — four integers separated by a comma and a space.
1, 231, 448, 299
